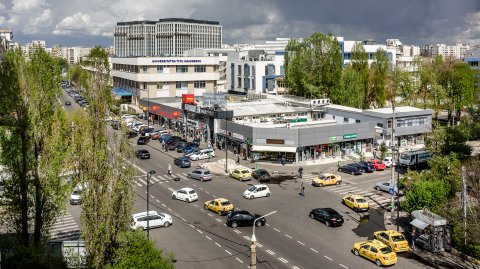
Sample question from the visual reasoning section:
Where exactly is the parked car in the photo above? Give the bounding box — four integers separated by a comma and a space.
226, 211, 266, 228
136, 149, 150, 159
204, 198, 234, 215
229, 169, 252, 181
309, 208, 344, 227
183, 145, 200, 155
373, 230, 410, 253
127, 131, 138, 138
130, 211, 172, 230
338, 164, 364, 175
383, 157, 395, 168
312, 173, 342, 187
374, 182, 404, 195
352, 240, 397, 267
252, 169, 271, 181
137, 136, 150, 145
190, 149, 215, 161
354, 162, 375, 173
171, 187, 198, 203
65, 100, 71, 106
174, 157, 191, 168
342, 194, 369, 212
188, 168, 212, 181
70, 183, 88, 205
133, 124, 147, 132
243, 185, 271, 199
140, 127, 155, 136
368, 159, 386, 171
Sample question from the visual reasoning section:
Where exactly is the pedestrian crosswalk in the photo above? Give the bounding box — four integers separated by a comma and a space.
50, 213, 81, 241
134, 173, 190, 187
301, 173, 391, 209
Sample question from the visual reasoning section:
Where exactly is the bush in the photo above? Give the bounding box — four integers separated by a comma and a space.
452, 226, 480, 260
401, 179, 450, 213
2, 245, 67, 269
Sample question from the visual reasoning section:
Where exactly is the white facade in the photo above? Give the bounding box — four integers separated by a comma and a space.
421, 43, 470, 59
343, 40, 397, 68
114, 18, 222, 57
112, 56, 222, 104
386, 39, 421, 72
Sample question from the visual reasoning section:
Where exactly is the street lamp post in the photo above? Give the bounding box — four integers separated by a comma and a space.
224, 110, 228, 173
146, 170, 156, 240
250, 210, 277, 269
147, 88, 150, 128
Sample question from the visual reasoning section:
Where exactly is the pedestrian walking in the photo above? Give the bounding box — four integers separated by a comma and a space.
298, 166, 304, 179
161, 139, 165, 150
168, 164, 172, 176
281, 156, 285, 166
301, 183, 305, 196
236, 154, 240, 165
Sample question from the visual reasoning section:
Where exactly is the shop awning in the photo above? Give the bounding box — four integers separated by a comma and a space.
410, 218, 429, 230
251, 145, 297, 153
112, 87, 132, 97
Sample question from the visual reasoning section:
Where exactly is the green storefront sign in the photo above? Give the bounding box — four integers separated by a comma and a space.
329, 136, 337, 141
343, 133, 358, 139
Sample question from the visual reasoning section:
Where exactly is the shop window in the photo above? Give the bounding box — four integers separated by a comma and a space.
176, 81, 188, 89
194, 81, 205, 89
356, 119, 361, 123
142, 67, 147, 72
344, 117, 349, 123
387, 120, 392, 128
176, 65, 187, 73
195, 65, 206, 72
156, 66, 164, 73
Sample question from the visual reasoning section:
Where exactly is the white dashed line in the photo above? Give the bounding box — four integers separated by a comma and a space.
174, 213, 179, 217
278, 257, 288, 263
310, 248, 318, 253
205, 191, 210, 194
168, 188, 175, 192
193, 184, 197, 187
297, 241, 305, 246
339, 264, 348, 269
266, 223, 270, 226
256, 242, 263, 248
216, 218, 222, 222
199, 187, 204, 190
243, 235, 250, 240
266, 249, 275, 255
168, 208, 172, 212
324, 256, 333, 261
205, 236, 212, 240
215, 242, 222, 248
208, 213, 213, 217
189, 224, 194, 228
197, 229, 203, 234
212, 194, 217, 198
193, 204, 198, 207
155, 199, 160, 202
284, 234, 292, 239
236, 257, 243, 263
144, 191, 147, 194
233, 229, 241, 234
274, 228, 281, 232
162, 204, 166, 207
225, 250, 232, 255
292, 266, 300, 269
150, 195, 155, 199
181, 218, 186, 222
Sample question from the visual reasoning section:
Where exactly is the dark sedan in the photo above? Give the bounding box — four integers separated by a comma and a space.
127, 131, 138, 139
137, 136, 150, 145
338, 164, 364, 175
226, 211, 266, 228
309, 208, 344, 227
354, 162, 375, 173
65, 100, 71, 106
174, 156, 191, 168
136, 149, 150, 159
252, 169, 271, 181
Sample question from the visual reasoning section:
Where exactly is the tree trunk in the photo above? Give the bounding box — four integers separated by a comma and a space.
33, 142, 43, 246
19, 129, 30, 246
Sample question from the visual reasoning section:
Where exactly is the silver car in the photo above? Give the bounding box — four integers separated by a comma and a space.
188, 168, 212, 182
374, 182, 404, 195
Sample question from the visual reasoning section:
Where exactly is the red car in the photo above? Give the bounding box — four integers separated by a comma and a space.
368, 159, 386, 171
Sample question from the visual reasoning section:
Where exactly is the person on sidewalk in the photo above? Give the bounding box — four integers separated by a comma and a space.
301, 183, 305, 196
281, 156, 285, 166
236, 154, 240, 165
167, 164, 172, 176
161, 139, 165, 150
298, 166, 304, 180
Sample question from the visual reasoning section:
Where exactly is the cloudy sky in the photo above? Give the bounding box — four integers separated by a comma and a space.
1, 0, 480, 47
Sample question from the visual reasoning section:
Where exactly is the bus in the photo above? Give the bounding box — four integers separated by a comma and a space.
399, 150, 432, 169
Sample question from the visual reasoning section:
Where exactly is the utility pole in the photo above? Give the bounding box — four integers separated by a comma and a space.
146, 170, 156, 240
462, 166, 467, 246
390, 105, 396, 215
225, 110, 228, 173
397, 137, 401, 231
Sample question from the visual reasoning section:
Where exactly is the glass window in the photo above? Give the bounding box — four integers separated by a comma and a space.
195, 65, 206, 72
176, 65, 187, 73
344, 117, 349, 123
156, 66, 164, 73
176, 81, 188, 89
142, 67, 147, 72
194, 81, 205, 89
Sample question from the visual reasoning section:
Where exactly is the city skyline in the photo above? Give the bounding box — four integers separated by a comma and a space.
1, 0, 480, 47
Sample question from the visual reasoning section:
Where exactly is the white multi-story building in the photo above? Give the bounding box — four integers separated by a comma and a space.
386, 39, 421, 72
114, 18, 222, 57
111, 56, 223, 105
343, 39, 397, 68
421, 43, 470, 59
0, 29, 14, 57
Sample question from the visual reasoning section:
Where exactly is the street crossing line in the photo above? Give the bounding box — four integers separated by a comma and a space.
137, 177, 147, 185
50, 213, 80, 241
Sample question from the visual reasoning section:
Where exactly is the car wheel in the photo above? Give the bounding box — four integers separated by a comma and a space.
319, 183, 323, 187
172, 195, 176, 200
188, 174, 191, 178
353, 249, 359, 256
186, 198, 190, 203
338, 168, 342, 172
266, 192, 271, 197
309, 213, 315, 219
351, 171, 355, 175
195, 157, 199, 161
204, 205, 208, 210
231, 222, 238, 228
325, 221, 331, 227
336, 181, 341, 185
201, 178, 204, 182
249, 195, 254, 200
164, 222, 171, 228
218, 210, 223, 216
375, 259, 383, 267
375, 186, 380, 191
255, 221, 262, 227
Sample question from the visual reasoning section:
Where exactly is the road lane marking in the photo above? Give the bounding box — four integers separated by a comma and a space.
181, 218, 186, 221
168, 188, 175, 192
157, 175, 167, 181
266, 249, 275, 255
177, 174, 188, 180
215, 242, 222, 247
150, 195, 155, 199
216, 218, 222, 222
292, 266, 300, 269
225, 249, 232, 255
199, 187, 204, 190
235, 257, 243, 263
274, 228, 281, 232
284, 234, 292, 239
205, 236, 212, 240
233, 229, 241, 234
193, 184, 197, 186
138, 178, 147, 185
243, 235, 250, 240
167, 208, 172, 212
340, 189, 361, 194
256, 242, 263, 248
193, 204, 198, 207
278, 257, 288, 263
208, 213, 213, 217
266, 224, 270, 226
205, 191, 211, 194
155, 199, 160, 202
136, 182, 142, 187
324, 256, 333, 261
297, 241, 305, 246
310, 248, 318, 253
174, 213, 179, 217
339, 264, 348, 269
212, 194, 217, 198
189, 224, 194, 228
196, 229, 203, 234
162, 204, 166, 207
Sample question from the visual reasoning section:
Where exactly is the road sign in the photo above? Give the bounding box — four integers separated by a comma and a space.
389, 187, 395, 195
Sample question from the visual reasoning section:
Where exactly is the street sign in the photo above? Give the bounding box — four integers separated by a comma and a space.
343, 133, 357, 139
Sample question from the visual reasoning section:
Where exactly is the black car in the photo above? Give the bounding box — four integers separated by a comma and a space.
127, 131, 137, 138
338, 164, 364, 175
136, 149, 150, 159
174, 156, 191, 168
137, 136, 150, 145
168, 140, 184, 151
309, 208, 344, 227
252, 169, 271, 181
354, 162, 375, 173
65, 100, 71, 106
226, 211, 266, 228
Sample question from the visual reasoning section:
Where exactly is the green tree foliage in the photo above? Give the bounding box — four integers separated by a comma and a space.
402, 179, 450, 213
106, 230, 175, 269
0, 48, 70, 247
70, 47, 135, 269
350, 43, 370, 108
332, 65, 364, 108
368, 48, 389, 107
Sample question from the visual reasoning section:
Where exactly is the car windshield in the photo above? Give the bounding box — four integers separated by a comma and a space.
379, 247, 393, 254
392, 235, 406, 242
319, 175, 327, 179
241, 170, 249, 174
188, 190, 196, 194
355, 198, 366, 203
203, 171, 210, 175
221, 201, 231, 206
72, 190, 81, 195
247, 186, 257, 191
400, 154, 410, 160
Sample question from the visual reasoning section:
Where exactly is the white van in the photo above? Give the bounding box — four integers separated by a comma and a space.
70, 183, 88, 205
189, 149, 215, 161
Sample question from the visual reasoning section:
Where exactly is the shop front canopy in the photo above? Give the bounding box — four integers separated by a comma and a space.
251, 145, 297, 153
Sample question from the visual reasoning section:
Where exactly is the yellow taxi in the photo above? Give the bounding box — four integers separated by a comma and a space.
312, 173, 342, 187
342, 194, 369, 212
374, 230, 410, 253
204, 198, 234, 215
229, 169, 252, 181
352, 239, 397, 267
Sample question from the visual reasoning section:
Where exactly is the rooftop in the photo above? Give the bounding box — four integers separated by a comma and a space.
226, 102, 309, 117
367, 106, 424, 114
325, 104, 363, 113
117, 18, 220, 26
244, 119, 337, 129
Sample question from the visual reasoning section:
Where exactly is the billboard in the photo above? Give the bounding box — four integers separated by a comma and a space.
202, 93, 226, 107
182, 94, 195, 104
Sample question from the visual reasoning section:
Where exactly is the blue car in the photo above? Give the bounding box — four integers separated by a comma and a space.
338, 164, 364, 175
183, 145, 199, 155
353, 162, 375, 173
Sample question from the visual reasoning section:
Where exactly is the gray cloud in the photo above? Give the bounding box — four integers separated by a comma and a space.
1, 0, 479, 47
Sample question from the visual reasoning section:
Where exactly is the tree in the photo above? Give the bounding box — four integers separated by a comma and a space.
368, 48, 389, 108
350, 42, 370, 108
332, 65, 364, 108
0, 48, 70, 247
105, 230, 175, 269
401, 179, 450, 213
71, 47, 136, 268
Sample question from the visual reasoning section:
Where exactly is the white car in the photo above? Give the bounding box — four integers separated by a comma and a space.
70, 183, 88, 205
133, 124, 147, 132
189, 149, 215, 161
121, 114, 136, 120
243, 184, 271, 199
126, 120, 141, 127
131, 211, 172, 230
382, 157, 397, 168
172, 187, 198, 203
375, 182, 404, 195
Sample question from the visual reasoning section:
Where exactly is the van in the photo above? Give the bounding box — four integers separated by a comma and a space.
70, 183, 88, 205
